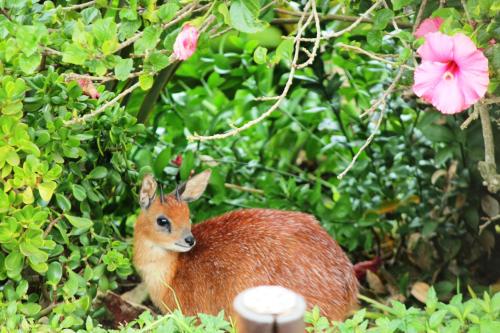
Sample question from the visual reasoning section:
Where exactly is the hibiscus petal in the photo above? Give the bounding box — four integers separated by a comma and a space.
414, 17, 444, 39
413, 61, 448, 102
417, 32, 453, 62
431, 76, 467, 114
456, 50, 489, 105
452, 33, 479, 62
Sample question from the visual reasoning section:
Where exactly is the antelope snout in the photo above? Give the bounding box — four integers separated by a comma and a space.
184, 235, 195, 247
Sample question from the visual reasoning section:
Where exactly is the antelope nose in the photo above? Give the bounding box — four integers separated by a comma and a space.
184, 235, 195, 246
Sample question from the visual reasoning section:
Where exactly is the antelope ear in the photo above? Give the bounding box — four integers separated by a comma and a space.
176, 169, 211, 202
139, 174, 157, 209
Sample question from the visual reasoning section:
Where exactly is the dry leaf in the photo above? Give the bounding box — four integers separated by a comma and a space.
366, 270, 386, 295
411, 282, 430, 303
481, 195, 499, 218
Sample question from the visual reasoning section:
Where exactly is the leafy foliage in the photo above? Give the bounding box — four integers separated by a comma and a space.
0, 0, 498, 331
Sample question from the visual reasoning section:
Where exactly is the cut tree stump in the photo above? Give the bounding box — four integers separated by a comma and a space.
233, 286, 306, 333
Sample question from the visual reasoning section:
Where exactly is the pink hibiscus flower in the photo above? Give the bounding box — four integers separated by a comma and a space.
414, 17, 444, 38
77, 78, 100, 99
413, 32, 489, 114
173, 24, 199, 61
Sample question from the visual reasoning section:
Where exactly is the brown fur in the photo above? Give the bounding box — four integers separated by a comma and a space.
133, 195, 358, 320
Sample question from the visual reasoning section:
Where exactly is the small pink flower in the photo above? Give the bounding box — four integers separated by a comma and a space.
173, 24, 199, 61
414, 17, 444, 38
413, 32, 489, 115
77, 79, 100, 99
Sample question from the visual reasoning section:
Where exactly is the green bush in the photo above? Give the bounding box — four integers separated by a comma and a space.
0, 0, 499, 331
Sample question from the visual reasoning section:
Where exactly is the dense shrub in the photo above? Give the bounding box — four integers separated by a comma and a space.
0, 0, 498, 331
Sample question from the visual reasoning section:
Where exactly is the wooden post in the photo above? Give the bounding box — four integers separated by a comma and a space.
233, 286, 306, 333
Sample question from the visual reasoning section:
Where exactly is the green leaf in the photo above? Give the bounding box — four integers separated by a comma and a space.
63, 271, 79, 297
392, 0, 413, 11
230, 0, 267, 33
275, 39, 294, 62
19, 53, 41, 74
253, 46, 268, 64
114, 58, 133, 81
55, 193, 71, 211
5, 250, 23, 279
38, 181, 57, 202
19, 303, 41, 316
429, 309, 447, 328
92, 18, 117, 45
148, 52, 170, 72
62, 44, 88, 65
71, 184, 87, 201
65, 215, 93, 230
46, 262, 63, 287
134, 26, 161, 54
419, 124, 455, 143
139, 74, 154, 90
19, 139, 40, 156
367, 30, 383, 48
20, 242, 48, 264
0, 190, 9, 213
158, 3, 179, 22
373, 9, 394, 30
88, 166, 108, 179
218, 3, 231, 25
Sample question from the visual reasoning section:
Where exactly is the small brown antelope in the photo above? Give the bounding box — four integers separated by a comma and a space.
133, 170, 358, 320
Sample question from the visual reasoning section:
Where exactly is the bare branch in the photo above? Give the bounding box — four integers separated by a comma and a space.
337, 67, 405, 179
336, 43, 414, 70
360, 68, 404, 118
338, 105, 387, 180
273, 4, 412, 29
322, 0, 383, 39
224, 183, 264, 195
413, 0, 428, 33
61, 0, 96, 11
65, 82, 141, 125
188, 1, 315, 142
297, 0, 320, 69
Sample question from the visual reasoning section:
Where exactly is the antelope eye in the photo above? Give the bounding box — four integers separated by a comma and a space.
156, 216, 171, 231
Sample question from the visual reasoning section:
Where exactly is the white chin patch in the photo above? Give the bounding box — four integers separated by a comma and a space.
164, 243, 192, 252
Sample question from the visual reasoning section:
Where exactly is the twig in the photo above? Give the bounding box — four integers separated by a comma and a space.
297, 0, 320, 69
477, 103, 500, 193
36, 302, 59, 319
44, 215, 63, 237
63, 71, 143, 83
360, 68, 404, 117
338, 104, 387, 180
483, 97, 500, 105
43, 47, 63, 56
336, 43, 414, 70
413, 0, 428, 33
115, 4, 197, 54
460, 0, 474, 26
224, 183, 264, 195
460, 107, 479, 130
479, 104, 495, 166
61, 0, 96, 11
323, 0, 383, 39
479, 214, 500, 235
188, 1, 314, 141
65, 81, 141, 125
273, 5, 412, 29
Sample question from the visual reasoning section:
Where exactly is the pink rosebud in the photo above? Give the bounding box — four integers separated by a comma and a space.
414, 17, 444, 38
173, 24, 199, 61
77, 78, 100, 99
413, 32, 489, 115
488, 39, 496, 46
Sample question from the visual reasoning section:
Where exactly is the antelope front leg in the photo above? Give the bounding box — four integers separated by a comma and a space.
121, 282, 149, 305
